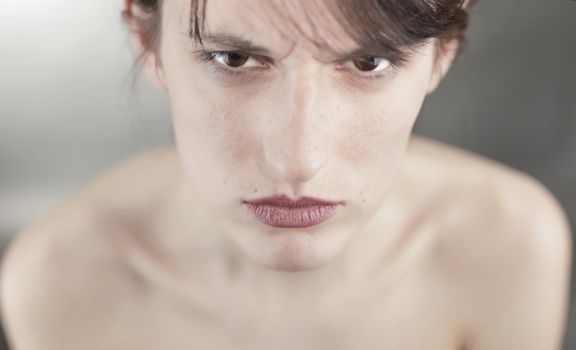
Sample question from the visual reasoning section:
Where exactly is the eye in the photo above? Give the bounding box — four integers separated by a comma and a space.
207, 51, 262, 69
349, 55, 391, 73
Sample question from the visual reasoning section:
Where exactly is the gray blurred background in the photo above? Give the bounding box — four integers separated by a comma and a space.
0, 0, 574, 349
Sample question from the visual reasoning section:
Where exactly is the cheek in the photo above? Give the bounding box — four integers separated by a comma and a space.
337, 67, 431, 164
337, 110, 392, 163
218, 108, 259, 166
173, 93, 258, 172
337, 96, 421, 165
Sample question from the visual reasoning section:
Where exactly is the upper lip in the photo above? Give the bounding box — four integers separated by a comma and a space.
242, 194, 343, 207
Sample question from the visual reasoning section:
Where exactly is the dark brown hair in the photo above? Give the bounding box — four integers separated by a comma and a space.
123, 0, 476, 66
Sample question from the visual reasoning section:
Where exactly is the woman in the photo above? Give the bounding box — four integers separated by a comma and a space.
0, 0, 572, 349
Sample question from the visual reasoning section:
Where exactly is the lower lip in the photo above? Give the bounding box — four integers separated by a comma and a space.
243, 203, 339, 228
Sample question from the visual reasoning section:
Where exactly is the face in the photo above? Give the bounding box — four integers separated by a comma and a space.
143, 0, 454, 272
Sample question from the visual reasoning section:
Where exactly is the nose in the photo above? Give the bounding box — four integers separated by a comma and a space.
262, 65, 331, 184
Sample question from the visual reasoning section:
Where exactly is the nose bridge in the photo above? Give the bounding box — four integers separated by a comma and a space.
263, 58, 329, 184
291, 63, 319, 133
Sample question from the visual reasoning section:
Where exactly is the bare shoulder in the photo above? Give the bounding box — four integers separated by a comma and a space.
0, 209, 137, 348
406, 135, 571, 272
409, 137, 567, 224
63, 147, 182, 217
0, 148, 179, 349
407, 136, 572, 349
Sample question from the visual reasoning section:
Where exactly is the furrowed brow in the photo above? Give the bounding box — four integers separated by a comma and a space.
190, 32, 410, 64
194, 32, 273, 56
323, 46, 411, 64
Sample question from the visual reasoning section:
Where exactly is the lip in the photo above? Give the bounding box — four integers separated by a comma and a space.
242, 194, 343, 228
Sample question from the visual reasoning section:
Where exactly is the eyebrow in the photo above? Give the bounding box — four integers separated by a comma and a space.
196, 33, 274, 57
193, 32, 405, 62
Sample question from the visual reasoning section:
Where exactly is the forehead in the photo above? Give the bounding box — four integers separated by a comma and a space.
169, 0, 360, 56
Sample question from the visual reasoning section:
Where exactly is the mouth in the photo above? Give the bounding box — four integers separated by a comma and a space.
241, 194, 343, 228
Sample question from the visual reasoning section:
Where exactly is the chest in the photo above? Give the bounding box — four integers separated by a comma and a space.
108, 279, 464, 350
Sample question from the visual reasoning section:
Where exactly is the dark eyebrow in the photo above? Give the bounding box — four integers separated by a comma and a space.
328, 48, 385, 62
194, 33, 274, 57
192, 32, 410, 63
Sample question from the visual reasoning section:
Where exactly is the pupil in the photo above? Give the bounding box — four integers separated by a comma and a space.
226, 53, 249, 67
353, 56, 378, 72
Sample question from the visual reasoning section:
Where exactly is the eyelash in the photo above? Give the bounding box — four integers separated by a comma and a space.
196, 51, 266, 79
196, 50, 400, 82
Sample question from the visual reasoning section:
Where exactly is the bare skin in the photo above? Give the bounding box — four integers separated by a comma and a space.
1, 0, 572, 348
0, 135, 572, 350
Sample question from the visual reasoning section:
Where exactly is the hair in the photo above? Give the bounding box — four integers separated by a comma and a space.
122, 0, 476, 67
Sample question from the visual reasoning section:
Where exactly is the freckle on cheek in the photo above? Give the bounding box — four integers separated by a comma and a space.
220, 111, 257, 164
340, 125, 386, 163
339, 110, 407, 163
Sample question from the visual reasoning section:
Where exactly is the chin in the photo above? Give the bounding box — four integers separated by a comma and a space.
267, 260, 327, 272
233, 227, 352, 272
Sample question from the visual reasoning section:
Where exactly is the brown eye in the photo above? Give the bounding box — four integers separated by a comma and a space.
213, 52, 250, 68
223, 52, 249, 67
351, 55, 390, 72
